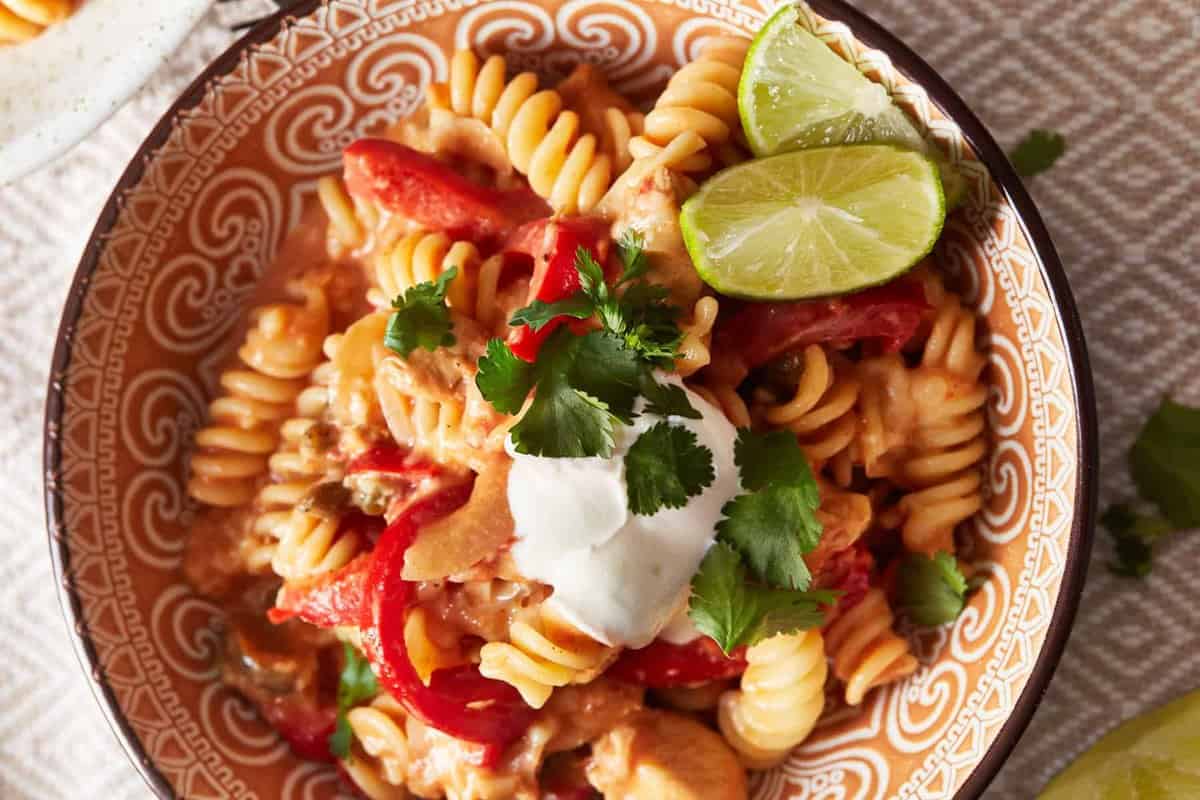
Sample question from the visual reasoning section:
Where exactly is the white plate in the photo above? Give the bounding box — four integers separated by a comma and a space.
0, 0, 212, 185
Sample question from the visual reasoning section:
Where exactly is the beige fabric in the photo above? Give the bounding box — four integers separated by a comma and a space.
0, 2, 1194, 797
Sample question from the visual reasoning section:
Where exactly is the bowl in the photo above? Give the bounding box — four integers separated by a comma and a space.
44, 0, 1097, 797
0, 0, 211, 185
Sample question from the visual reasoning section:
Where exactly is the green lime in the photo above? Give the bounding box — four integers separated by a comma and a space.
739, 4, 965, 209
1039, 689, 1200, 799
680, 144, 945, 300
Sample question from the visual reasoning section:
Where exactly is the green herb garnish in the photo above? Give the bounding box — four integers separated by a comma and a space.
329, 643, 379, 760
383, 266, 457, 357
1009, 129, 1066, 178
897, 552, 968, 625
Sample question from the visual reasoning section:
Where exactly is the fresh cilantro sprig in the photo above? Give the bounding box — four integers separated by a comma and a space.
384, 267, 457, 357
328, 643, 379, 760
689, 542, 835, 653
897, 552, 968, 625
1009, 129, 1066, 178
625, 422, 714, 515
717, 429, 823, 590
689, 429, 831, 653
1103, 397, 1200, 577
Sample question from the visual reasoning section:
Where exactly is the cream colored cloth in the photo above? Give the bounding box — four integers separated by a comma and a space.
0, 3, 1195, 798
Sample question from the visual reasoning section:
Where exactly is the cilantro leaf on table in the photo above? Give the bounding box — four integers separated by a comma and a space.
897, 552, 968, 626
1130, 397, 1200, 530
688, 542, 834, 654
475, 337, 535, 415
734, 428, 816, 492
384, 266, 458, 357
625, 422, 715, 515
1102, 503, 1174, 578
716, 428, 823, 590
639, 373, 701, 419
329, 643, 379, 760
1009, 129, 1066, 178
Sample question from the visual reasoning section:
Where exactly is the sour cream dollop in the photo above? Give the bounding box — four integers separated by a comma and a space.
506, 377, 739, 648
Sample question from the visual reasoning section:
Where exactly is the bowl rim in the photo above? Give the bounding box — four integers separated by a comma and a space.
43, 1, 1098, 798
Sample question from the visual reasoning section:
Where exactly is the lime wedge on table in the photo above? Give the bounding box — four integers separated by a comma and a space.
680, 145, 945, 300
1039, 689, 1200, 799
739, 4, 965, 208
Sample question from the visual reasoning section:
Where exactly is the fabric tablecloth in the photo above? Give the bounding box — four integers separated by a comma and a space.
1, 2, 1196, 797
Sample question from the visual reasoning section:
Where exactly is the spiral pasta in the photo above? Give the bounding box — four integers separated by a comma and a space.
602, 107, 645, 174
478, 609, 614, 708
628, 36, 750, 173
341, 694, 410, 799
188, 283, 330, 508
759, 345, 861, 486
690, 380, 752, 428
428, 50, 614, 213
824, 587, 918, 706
675, 296, 719, 377
718, 630, 827, 768
896, 295, 988, 554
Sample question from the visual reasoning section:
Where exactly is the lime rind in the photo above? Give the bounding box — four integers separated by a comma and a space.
739, 4, 965, 210
680, 144, 945, 301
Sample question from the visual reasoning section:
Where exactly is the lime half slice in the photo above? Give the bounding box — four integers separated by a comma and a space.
680, 144, 945, 300
739, 5, 964, 209
1039, 689, 1200, 799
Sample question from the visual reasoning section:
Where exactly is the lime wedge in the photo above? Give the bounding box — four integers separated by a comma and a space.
680, 144, 945, 300
1039, 689, 1200, 799
739, 4, 965, 209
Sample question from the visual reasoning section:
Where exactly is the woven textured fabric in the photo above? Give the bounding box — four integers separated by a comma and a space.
0, 2, 1195, 798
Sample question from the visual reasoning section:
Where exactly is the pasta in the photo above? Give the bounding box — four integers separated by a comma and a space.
187, 282, 330, 508
428, 51, 615, 213
718, 630, 827, 768
628, 36, 750, 172
824, 588, 919, 706
0, 0, 71, 43
479, 609, 614, 708
182, 30, 992, 799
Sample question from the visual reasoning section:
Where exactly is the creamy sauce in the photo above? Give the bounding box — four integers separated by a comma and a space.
506, 378, 740, 648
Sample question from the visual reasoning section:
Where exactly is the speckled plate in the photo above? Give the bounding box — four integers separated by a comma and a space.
0, 0, 210, 184
44, 1, 1097, 797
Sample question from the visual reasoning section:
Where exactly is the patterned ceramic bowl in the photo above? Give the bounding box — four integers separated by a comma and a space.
44, 1, 1096, 798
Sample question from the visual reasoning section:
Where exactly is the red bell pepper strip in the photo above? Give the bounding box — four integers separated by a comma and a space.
606, 637, 747, 688
506, 217, 610, 361
269, 552, 372, 627
360, 484, 536, 755
713, 279, 929, 372
343, 138, 550, 242
814, 543, 875, 615
260, 701, 338, 763
345, 443, 440, 478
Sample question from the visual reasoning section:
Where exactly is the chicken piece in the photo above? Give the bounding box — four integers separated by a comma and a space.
587, 710, 747, 800
556, 63, 636, 147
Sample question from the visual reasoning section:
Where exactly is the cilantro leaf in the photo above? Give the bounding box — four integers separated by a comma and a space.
329, 643, 379, 759
717, 485, 820, 590
475, 338, 535, 415
640, 373, 700, 419
1102, 503, 1174, 578
897, 552, 968, 626
1130, 397, 1200, 529
1009, 129, 1066, 178
574, 246, 606, 296
688, 542, 832, 654
503, 329, 642, 458
509, 293, 596, 331
616, 228, 649, 284
625, 422, 714, 515
734, 428, 816, 492
384, 267, 457, 357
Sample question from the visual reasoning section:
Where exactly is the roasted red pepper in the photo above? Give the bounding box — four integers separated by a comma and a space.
360, 484, 536, 756
268, 552, 372, 627
814, 543, 875, 615
713, 279, 929, 372
506, 217, 610, 361
343, 138, 550, 242
260, 701, 338, 763
346, 443, 439, 477
606, 637, 747, 688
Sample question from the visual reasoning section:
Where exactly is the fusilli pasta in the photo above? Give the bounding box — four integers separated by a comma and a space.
187, 283, 330, 507
341, 694, 410, 798
823, 587, 918, 706
428, 50, 615, 213
627, 37, 750, 172
478, 609, 614, 708
718, 630, 827, 768
675, 296, 719, 377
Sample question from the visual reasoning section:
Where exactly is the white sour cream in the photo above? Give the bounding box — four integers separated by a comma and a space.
506, 377, 739, 648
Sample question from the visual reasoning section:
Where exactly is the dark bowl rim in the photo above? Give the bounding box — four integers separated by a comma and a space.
43, 1, 1098, 798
